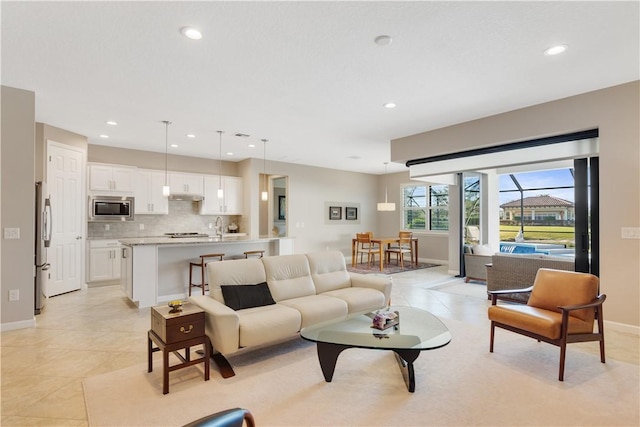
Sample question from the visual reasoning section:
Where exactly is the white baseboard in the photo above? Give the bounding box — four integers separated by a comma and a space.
1, 318, 36, 332
605, 320, 640, 336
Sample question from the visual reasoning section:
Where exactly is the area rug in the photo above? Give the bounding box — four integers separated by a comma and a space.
83, 318, 639, 427
347, 261, 439, 275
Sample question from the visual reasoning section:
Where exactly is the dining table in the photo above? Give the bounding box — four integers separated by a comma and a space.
351, 236, 419, 271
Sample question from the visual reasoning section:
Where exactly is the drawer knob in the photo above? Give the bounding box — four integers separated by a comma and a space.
180, 325, 193, 334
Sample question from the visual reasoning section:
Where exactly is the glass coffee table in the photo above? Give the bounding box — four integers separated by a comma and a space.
300, 306, 451, 392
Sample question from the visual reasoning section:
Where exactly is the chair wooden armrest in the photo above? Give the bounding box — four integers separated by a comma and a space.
559, 294, 606, 312
489, 286, 533, 304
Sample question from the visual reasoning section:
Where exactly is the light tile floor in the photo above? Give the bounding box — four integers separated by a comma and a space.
1, 266, 638, 426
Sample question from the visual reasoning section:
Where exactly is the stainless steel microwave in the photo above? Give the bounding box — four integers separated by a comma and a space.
89, 196, 135, 221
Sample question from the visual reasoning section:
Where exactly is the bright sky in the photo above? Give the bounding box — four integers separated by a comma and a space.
499, 169, 575, 205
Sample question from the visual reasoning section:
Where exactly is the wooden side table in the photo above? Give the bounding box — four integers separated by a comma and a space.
148, 303, 210, 394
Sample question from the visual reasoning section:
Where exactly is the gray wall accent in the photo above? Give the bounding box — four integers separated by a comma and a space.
1, 86, 36, 329
391, 81, 640, 328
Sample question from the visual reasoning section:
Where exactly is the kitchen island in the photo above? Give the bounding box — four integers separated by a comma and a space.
119, 235, 294, 308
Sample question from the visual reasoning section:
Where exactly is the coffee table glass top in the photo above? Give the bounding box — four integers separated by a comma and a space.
300, 306, 451, 351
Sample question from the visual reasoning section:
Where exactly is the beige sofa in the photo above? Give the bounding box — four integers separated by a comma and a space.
486, 253, 575, 302
189, 250, 391, 376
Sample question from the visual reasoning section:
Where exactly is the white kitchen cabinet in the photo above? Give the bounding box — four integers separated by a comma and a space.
135, 169, 169, 214
88, 163, 136, 193
120, 245, 133, 299
200, 175, 244, 215
169, 172, 203, 196
88, 240, 123, 282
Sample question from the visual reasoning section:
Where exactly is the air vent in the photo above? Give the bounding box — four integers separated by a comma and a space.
234, 133, 250, 138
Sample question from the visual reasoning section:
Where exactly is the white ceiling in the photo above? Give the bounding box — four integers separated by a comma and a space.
2, 1, 638, 175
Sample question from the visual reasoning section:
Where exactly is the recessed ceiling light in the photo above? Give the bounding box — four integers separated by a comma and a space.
105, 120, 118, 126
544, 45, 567, 56
180, 27, 202, 40
226, 152, 233, 156
383, 102, 397, 109
374, 35, 393, 46
186, 134, 195, 138
99, 134, 109, 138
248, 144, 256, 148
170, 144, 179, 148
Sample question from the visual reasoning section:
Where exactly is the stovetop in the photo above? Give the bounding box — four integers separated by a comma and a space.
164, 232, 209, 238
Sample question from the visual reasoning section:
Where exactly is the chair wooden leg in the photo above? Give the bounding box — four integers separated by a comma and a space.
200, 262, 206, 295
598, 307, 606, 363
489, 321, 495, 353
558, 341, 567, 381
188, 264, 193, 297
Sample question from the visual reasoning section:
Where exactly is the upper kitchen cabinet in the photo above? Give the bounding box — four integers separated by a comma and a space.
135, 169, 169, 214
201, 175, 244, 215
169, 172, 204, 197
88, 163, 136, 193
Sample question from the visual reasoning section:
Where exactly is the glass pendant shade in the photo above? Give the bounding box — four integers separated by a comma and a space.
261, 190, 268, 201
162, 185, 170, 197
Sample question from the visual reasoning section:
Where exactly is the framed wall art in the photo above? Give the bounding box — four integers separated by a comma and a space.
278, 195, 286, 220
329, 206, 342, 220
345, 206, 358, 220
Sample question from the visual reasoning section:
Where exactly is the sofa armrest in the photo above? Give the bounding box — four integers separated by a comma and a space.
189, 295, 240, 355
348, 272, 392, 305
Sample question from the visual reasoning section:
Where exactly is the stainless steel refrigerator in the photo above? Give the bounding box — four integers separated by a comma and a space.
35, 181, 52, 314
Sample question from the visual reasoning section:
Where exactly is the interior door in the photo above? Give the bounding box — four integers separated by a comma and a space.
46, 142, 85, 296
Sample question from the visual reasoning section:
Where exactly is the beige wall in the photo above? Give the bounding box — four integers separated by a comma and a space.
1, 86, 36, 329
391, 81, 640, 328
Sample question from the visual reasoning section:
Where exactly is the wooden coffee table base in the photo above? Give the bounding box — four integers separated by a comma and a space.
316, 342, 421, 392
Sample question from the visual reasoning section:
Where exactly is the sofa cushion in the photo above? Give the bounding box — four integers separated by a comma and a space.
322, 287, 386, 314
237, 304, 302, 348
279, 295, 348, 328
221, 282, 275, 311
207, 259, 266, 304
262, 254, 316, 301
306, 251, 351, 293
472, 244, 494, 256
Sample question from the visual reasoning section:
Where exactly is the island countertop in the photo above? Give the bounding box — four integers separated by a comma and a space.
118, 235, 280, 246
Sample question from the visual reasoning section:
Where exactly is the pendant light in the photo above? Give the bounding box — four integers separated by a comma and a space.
377, 162, 396, 211
162, 120, 171, 197
261, 139, 268, 201
217, 131, 224, 199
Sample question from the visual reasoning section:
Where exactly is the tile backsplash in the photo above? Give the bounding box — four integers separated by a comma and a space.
88, 200, 242, 239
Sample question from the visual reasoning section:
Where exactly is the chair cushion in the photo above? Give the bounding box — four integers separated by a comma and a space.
472, 244, 494, 256
488, 305, 594, 339
220, 282, 275, 311
528, 269, 599, 323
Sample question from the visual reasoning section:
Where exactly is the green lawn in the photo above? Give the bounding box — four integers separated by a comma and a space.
500, 225, 575, 247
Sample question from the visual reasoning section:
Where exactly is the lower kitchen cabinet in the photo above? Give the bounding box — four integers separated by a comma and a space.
88, 240, 123, 283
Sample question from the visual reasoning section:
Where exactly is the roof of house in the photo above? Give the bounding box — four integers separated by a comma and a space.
500, 195, 574, 208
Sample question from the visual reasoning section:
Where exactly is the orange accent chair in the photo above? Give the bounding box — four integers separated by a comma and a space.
488, 268, 606, 381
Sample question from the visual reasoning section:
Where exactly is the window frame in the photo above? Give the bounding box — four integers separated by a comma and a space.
400, 183, 449, 233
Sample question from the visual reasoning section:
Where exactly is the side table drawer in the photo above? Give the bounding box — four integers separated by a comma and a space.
165, 317, 204, 343
151, 304, 205, 344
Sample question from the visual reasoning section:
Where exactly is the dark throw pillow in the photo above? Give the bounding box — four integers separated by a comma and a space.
220, 282, 276, 311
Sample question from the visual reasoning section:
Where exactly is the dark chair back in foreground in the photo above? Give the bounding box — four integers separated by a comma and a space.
183, 407, 255, 427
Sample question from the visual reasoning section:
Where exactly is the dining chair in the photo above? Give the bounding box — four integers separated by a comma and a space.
355, 232, 378, 267
385, 231, 413, 269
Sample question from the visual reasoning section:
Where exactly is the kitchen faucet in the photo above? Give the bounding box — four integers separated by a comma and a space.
215, 216, 223, 237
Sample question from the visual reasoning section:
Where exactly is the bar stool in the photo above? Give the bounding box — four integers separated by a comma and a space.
189, 253, 225, 296
243, 250, 264, 259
